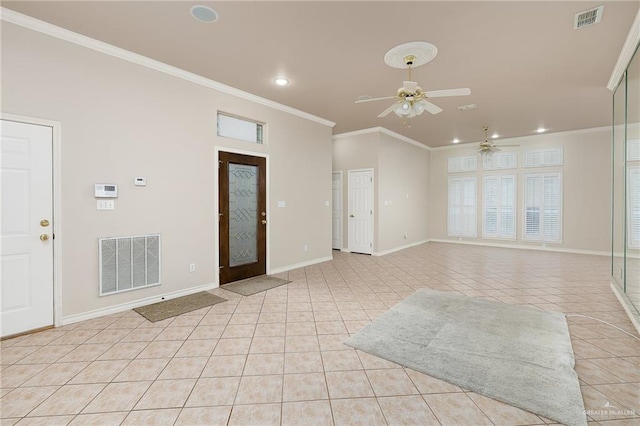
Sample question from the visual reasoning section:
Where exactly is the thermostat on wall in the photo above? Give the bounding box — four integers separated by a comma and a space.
134, 177, 146, 186
95, 183, 118, 198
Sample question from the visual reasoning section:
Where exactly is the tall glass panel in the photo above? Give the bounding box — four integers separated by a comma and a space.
228, 163, 258, 267
625, 45, 640, 313
612, 72, 626, 290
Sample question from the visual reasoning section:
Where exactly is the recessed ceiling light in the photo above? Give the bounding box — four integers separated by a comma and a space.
492, 133, 499, 139
190, 5, 218, 23
452, 138, 460, 144
274, 78, 289, 86
536, 127, 546, 133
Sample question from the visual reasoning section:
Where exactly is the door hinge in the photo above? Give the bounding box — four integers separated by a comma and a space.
52, 233, 55, 240
219, 266, 224, 269
218, 160, 223, 169
370, 177, 373, 182
370, 210, 373, 215
370, 243, 373, 247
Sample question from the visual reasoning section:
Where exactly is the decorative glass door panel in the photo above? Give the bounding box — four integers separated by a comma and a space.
219, 152, 266, 284
229, 163, 258, 267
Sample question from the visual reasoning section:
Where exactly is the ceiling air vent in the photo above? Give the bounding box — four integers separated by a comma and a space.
574, 5, 604, 29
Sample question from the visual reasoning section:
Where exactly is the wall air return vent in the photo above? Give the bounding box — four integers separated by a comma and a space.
99, 234, 161, 296
574, 5, 604, 29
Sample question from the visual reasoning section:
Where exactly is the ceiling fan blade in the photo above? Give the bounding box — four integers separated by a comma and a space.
422, 100, 443, 115
378, 102, 400, 118
355, 96, 397, 104
403, 81, 418, 93
424, 88, 471, 98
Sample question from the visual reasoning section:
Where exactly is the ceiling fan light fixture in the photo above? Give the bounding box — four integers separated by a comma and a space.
394, 100, 413, 117
413, 99, 427, 115
492, 133, 499, 139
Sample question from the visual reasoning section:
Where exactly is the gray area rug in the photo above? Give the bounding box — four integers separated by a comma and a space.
134, 291, 226, 322
345, 288, 586, 426
223, 275, 291, 296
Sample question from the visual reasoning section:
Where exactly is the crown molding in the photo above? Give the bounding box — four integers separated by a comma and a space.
333, 127, 430, 151
608, 7, 640, 91
0, 8, 335, 128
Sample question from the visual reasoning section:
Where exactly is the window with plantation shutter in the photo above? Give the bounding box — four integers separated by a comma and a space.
483, 175, 516, 239
523, 173, 562, 242
482, 152, 517, 170
523, 147, 563, 168
628, 140, 640, 161
448, 156, 477, 173
628, 166, 640, 248
448, 176, 477, 237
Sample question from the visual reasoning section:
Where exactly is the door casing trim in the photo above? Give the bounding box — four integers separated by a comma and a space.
214, 147, 269, 286
332, 170, 343, 250
1, 112, 63, 327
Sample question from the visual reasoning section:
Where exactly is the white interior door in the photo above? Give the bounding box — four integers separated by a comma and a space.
1, 120, 54, 337
332, 171, 342, 249
348, 169, 374, 254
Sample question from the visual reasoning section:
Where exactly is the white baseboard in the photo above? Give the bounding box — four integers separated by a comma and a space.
427, 238, 609, 257
610, 282, 640, 335
373, 240, 429, 257
62, 282, 218, 326
269, 255, 333, 275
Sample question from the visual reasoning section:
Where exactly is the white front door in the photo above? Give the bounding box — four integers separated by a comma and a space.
332, 171, 342, 250
1, 120, 54, 337
348, 169, 374, 254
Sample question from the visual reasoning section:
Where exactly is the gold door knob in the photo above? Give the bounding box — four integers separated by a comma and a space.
261, 220, 267, 225
40, 234, 49, 241
40, 219, 50, 227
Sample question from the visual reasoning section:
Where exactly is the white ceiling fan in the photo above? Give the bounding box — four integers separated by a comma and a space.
478, 126, 518, 155
355, 54, 471, 119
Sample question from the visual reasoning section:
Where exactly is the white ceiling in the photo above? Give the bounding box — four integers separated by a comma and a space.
4, 1, 639, 147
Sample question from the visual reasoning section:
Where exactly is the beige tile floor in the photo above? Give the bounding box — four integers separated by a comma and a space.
1, 243, 639, 425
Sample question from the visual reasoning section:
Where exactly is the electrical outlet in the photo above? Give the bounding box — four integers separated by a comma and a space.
403, 233, 407, 239
303, 245, 308, 252
189, 263, 196, 272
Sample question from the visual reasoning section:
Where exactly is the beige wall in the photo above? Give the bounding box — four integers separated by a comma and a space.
377, 133, 430, 252
1, 23, 333, 319
332, 130, 430, 253
429, 128, 612, 253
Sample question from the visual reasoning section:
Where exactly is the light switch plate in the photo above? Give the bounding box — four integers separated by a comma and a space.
97, 200, 115, 210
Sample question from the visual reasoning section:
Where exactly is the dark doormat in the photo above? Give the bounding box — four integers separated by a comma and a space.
134, 291, 226, 322
223, 275, 291, 296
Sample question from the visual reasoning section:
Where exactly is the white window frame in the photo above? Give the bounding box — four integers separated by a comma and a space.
448, 176, 477, 238
483, 174, 517, 240
217, 112, 264, 144
482, 151, 517, 170
523, 172, 563, 243
523, 147, 563, 168
448, 156, 477, 173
